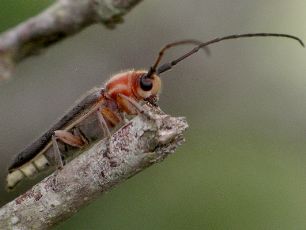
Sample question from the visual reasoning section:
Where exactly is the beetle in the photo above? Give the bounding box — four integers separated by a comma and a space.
6, 33, 303, 190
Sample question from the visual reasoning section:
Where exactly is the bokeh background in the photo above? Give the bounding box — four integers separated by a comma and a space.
1, 0, 306, 229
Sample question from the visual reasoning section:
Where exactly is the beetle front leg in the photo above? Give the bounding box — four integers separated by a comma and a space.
117, 93, 144, 115
117, 94, 154, 120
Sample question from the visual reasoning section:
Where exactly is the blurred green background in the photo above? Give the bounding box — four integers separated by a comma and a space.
1, 0, 306, 229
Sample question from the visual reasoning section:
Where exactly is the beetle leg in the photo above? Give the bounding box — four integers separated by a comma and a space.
52, 130, 86, 169
117, 93, 144, 115
116, 94, 154, 119
122, 112, 129, 124
54, 130, 85, 148
96, 110, 112, 138
100, 107, 122, 127
51, 135, 64, 170
73, 128, 89, 146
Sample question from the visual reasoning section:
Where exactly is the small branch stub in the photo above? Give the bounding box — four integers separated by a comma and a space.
0, 0, 143, 80
0, 106, 188, 229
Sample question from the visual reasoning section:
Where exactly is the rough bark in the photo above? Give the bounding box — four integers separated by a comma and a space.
0, 105, 188, 229
0, 0, 143, 80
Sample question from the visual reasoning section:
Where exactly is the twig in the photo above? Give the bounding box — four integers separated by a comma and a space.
0, 106, 188, 229
0, 0, 143, 80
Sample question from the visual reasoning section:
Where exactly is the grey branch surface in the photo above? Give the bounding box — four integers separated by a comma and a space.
0, 106, 188, 229
0, 0, 142, 80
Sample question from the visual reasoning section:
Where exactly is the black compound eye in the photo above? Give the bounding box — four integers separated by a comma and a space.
140, 76, 153, 91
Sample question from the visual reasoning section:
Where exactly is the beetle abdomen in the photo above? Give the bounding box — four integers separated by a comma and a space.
6, 154, 50, 190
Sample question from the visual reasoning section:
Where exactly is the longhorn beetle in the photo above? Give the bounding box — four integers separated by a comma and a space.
6, 33, 304, 190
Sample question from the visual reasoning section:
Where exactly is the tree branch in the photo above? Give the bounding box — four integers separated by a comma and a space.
0, 0, 143, 80
0, 106, 188, 229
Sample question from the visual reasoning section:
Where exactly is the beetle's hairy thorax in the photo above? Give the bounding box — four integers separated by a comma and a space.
105, 70, 150, 100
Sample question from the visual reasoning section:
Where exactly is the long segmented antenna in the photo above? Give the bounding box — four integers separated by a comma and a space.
144, 40, 211, 78
145, 33, 304, 76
